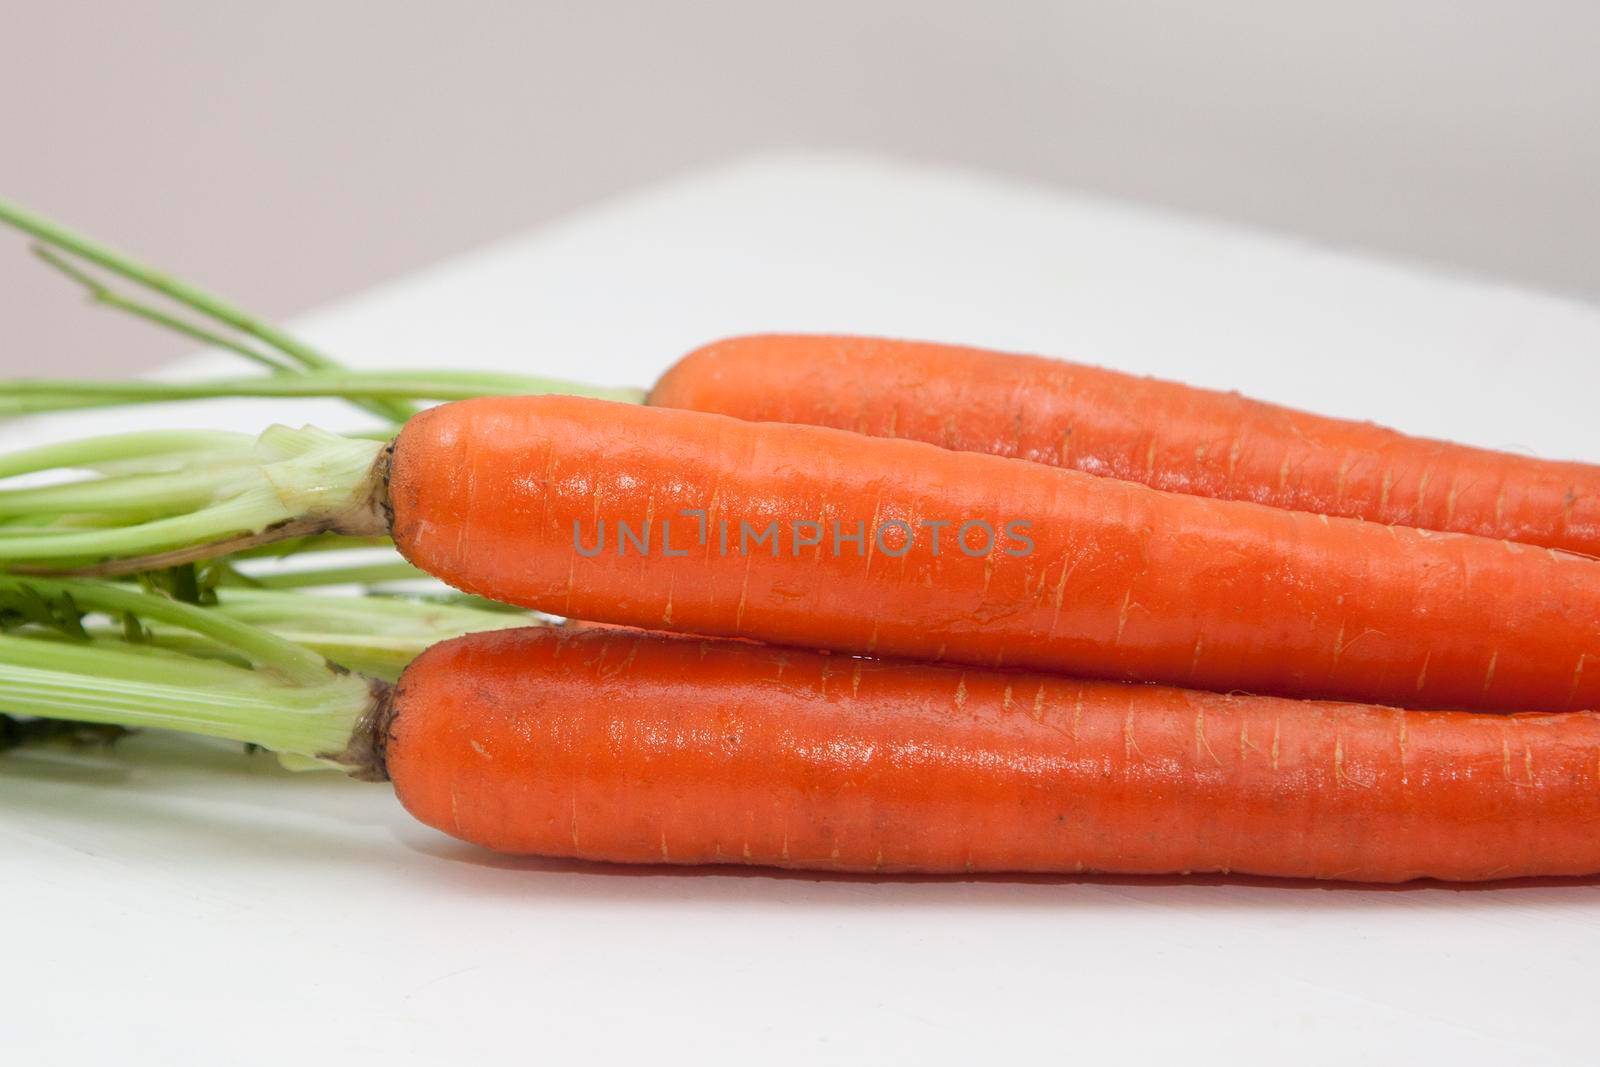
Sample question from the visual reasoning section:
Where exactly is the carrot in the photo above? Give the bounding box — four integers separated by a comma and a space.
386, 395, 1600, 713
9, 583, 1600, 885
650, 334, 1600, 557
8, 396, 1600, 712
389, 626, 1600, 881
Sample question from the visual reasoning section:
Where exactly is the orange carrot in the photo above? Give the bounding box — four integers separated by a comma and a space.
386, 395, 1600, 713
650, 334, 1600, 557
17, 586, 1600, 884
387, 626, 1600, 882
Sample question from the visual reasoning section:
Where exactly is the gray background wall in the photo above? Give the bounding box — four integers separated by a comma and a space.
3, 1, 1596, 375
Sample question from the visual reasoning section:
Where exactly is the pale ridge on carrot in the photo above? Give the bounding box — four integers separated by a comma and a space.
650, 334, 1600, 557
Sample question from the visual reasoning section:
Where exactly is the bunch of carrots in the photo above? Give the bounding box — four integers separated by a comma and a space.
3, 198, 1599, 885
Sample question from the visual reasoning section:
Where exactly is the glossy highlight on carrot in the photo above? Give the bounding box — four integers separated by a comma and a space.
388, 626, 1600, 882
388, 394, 1600, 713
650, 334, 1600, 557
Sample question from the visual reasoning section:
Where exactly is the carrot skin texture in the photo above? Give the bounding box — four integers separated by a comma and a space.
388, 395, 1600, 712
650, 335, 1600, 557
388, 627, 1600, 882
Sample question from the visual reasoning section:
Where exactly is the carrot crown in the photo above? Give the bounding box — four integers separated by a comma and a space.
0, 568, 533, 773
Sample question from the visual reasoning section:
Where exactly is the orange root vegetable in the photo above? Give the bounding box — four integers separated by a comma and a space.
387, 626, 1600, 882
15, 587, 1600, 885
650, 334, 1600, 557
389, 395, 1600, 713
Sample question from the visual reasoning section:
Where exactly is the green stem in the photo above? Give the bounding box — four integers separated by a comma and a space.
0, 371, 646, 415
0, 197, 414, 422
219, 554, 528, 613
31, 246, 294, 374
0, 632, 369, 761
234, 560, 430, 589
0, 575, 332, 684
225, 533, 394, 559
0, 579, 442, 767
104, 585, 531, 680
0, 429, 252, 480
210, 586, 529, 629
0, 425, 386, 571
0, 466, 251, 519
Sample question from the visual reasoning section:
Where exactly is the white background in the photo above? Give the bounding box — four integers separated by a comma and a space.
3, 155, 1599, 1062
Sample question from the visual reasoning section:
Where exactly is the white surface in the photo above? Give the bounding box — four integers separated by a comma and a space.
4, 153, 1599, 1063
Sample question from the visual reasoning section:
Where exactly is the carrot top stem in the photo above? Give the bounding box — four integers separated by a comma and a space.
228, 559, 431, 590
220, 560, 533, 618
0, 632, 369, 761
0, 429, 255, 481
224, 533, 395, 559
29, 245, 297, 375
0, 425, 385, 571
1, 576, 333, 683
0, 576, 430, 771
1, 199, 647, 425
0, 196, 416, 424
111, 585, 532, 680
0, 370, 646, 416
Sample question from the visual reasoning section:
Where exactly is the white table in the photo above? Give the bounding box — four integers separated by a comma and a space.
5, 153, 1599, 1064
